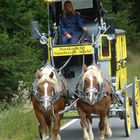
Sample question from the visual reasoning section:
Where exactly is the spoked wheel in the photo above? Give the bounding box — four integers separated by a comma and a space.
124, 95, 131, 137
133, 77, 140, 128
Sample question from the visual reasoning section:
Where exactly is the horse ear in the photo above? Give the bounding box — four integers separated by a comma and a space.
36, 69, 42, 78
83, 64, 87, 72
49, 72, 54, 79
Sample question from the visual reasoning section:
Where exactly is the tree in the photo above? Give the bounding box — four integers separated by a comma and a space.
0, 0, 48, 106
130, 0, 140, 32
103, 0, 137, 44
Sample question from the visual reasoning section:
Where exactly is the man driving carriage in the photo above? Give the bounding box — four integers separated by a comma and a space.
59, 0, 87, 44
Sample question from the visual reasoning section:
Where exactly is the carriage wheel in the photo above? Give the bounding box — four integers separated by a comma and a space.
124, 95, 131, 137
132, 77, 140, 128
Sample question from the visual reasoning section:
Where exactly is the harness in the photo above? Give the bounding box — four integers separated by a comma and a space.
32, 72, 67, 115
75, 76, 111, 105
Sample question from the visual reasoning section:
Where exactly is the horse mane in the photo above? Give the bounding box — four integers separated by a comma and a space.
83, 65, 103, 86
37, 66, 60, 93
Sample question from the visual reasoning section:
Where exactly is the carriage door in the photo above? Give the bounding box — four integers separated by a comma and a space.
115, 33, 127, 90
120, 35, 127, 88
97, 34, 111, 76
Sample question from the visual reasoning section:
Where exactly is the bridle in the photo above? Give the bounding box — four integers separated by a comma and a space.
39, 94, 52, 103
79, 73, 107, 105
33, 80, 63, 115
85, 87, 98, 95
33, 83, 53, 104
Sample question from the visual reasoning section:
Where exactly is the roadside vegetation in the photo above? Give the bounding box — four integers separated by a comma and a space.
0, 103, 79, 140
127, 42, 140, 83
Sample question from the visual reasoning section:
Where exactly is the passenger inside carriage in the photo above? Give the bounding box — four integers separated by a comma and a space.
59, 0, 87, 45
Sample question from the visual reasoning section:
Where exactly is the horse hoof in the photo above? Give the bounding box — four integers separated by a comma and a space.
106, 129, 112, 138
99, 138, 104, 140
99, 136, 104, 140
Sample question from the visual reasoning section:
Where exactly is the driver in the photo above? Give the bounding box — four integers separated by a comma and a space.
59, 0, 87, 45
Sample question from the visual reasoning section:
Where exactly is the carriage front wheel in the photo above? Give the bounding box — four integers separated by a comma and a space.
124, 95, 131, 137
132, 77, 140, 128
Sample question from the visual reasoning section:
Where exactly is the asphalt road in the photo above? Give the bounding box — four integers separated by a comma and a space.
60, 117, 140, 140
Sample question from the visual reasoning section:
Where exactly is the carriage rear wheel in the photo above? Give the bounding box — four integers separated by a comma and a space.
124, 95, 131, 137
132, 77, 140, 128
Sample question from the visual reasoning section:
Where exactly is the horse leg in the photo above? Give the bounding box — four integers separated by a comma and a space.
51, 114, 62, 140
46, 126, 52, 140
87, 116, 94, 140
46, 120, 52, 140
35, 111, 47, 140
99, 115, 105, 140
78, 108, 90, 140
104, 116, 112, 138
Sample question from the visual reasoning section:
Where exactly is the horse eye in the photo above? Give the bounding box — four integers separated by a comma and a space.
94, 92, 97, 95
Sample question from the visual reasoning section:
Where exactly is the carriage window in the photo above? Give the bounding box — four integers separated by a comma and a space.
101, 36, 109, 56
62, 0, 93, 10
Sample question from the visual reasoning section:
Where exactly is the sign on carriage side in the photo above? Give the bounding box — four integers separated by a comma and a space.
52, 45, 93, 56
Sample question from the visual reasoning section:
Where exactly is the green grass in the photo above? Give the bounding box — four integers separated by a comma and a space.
0, 104, 78, 140
127, 48, 140, 83
0, 105, 39, 140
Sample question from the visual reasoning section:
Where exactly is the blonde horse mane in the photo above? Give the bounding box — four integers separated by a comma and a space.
37, 66, 60, 93
83, 65, 103, 86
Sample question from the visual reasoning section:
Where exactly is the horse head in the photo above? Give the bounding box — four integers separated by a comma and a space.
82, 64, 103, 105
36, 66, 58, 111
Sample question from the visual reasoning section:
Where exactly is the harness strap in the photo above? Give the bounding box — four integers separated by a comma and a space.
51, 91, 63, 104
75, 77, 108, 105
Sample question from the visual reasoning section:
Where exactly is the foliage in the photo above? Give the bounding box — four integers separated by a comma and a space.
0, 32, 43, 106
130, 0, 140, 32
103, 0, 138, 44
0, 0, 48, 105
127, 46, 140, 83
0, 106, 39, 140
0, 104, 78, 140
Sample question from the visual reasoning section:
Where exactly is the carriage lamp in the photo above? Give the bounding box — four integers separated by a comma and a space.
30, 20, 40, 39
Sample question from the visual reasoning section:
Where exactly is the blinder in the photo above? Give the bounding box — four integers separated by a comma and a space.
33, 83, 64, 111
79, 80, 107, 105
40, 96, 52, 102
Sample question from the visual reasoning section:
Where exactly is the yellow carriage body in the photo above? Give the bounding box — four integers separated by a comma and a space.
95, 30, 127, 90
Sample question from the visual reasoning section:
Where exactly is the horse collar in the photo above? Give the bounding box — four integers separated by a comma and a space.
78, 79, 107, 105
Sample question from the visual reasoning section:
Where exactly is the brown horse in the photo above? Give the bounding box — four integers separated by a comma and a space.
76, 64, 112, 140
31, 65, 68, 140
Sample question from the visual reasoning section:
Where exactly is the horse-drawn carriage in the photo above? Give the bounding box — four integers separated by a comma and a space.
31, 0, 140, 139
